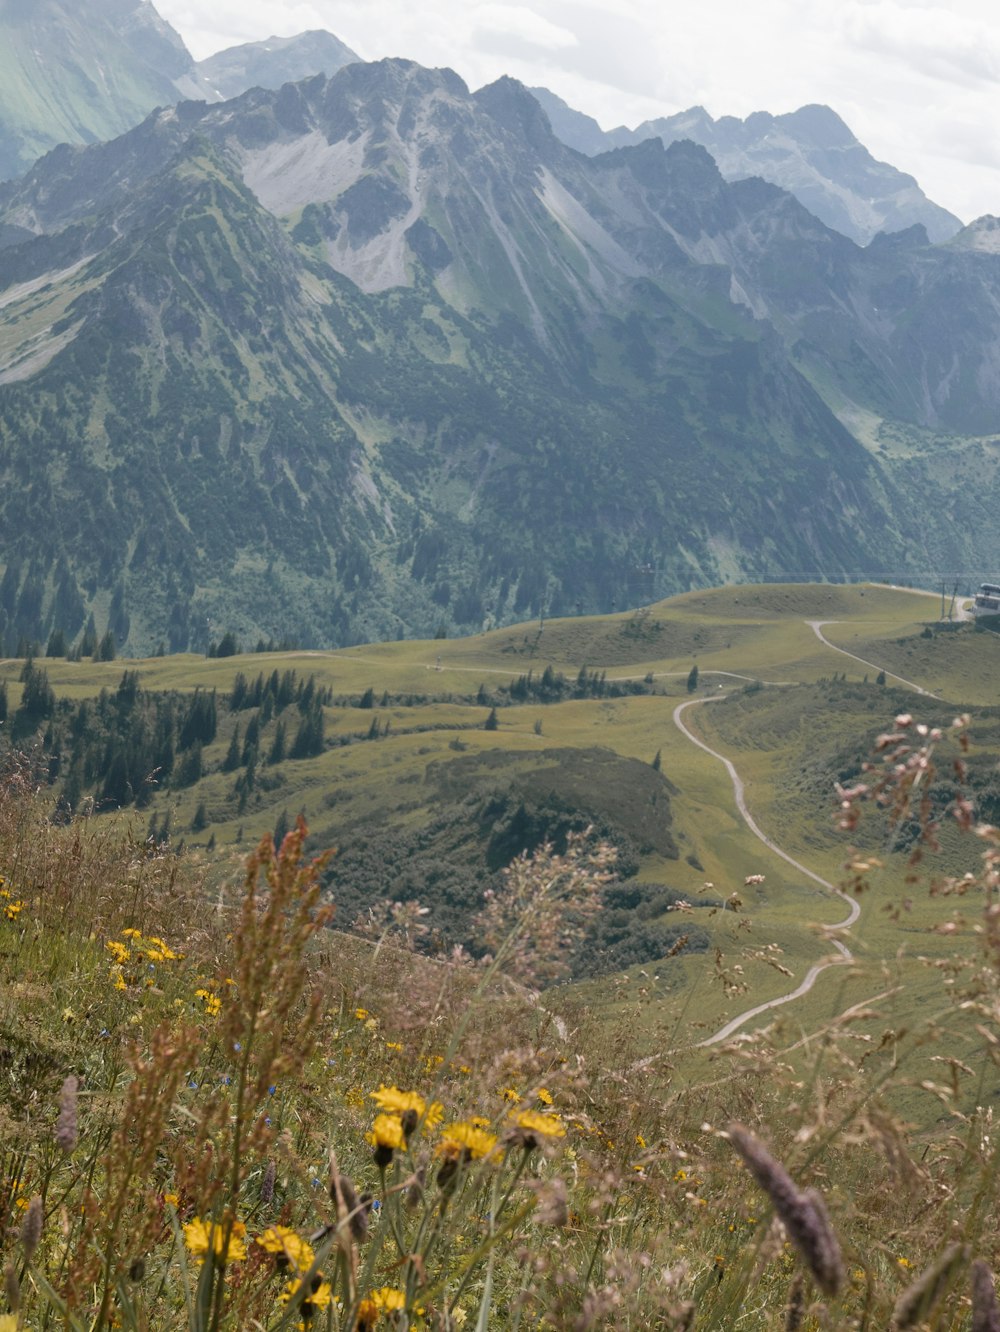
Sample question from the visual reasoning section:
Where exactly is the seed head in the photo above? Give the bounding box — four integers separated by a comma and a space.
55, 1075, 79, 1152
972, 1260, 1000, 1332
727, 1124, 844, 1297
892, 1243, 968, 1329
4, 1259, 19, 1313
20, 1195, 43, 1261
260, 1159, 276, 1205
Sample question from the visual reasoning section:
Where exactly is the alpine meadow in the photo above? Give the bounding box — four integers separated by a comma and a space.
1, 2, 1000, 1329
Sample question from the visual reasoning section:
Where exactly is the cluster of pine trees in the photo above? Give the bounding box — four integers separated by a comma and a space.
2, 661, 332, 819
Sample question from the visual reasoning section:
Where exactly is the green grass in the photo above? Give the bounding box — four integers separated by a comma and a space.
3, 582, 991, 1069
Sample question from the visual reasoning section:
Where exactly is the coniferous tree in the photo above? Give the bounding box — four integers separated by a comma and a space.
79, 615, 98, 658
223, 725, 242, 772
46, 628, 67, 657
290, 702, 325, 758
98, 630, 117, 662
484, 707, 499, 731
686, 664, 699, 693
268, 720, 286, 765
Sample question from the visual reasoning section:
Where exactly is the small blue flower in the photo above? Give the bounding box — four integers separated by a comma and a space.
221, 1075, 231, 1085
233, 1042, 242, 1053
371, 1199, 382, 1212
268, 1085, 276, 1096
188, 1081, 199, 1090
264, 1116, 271, 1126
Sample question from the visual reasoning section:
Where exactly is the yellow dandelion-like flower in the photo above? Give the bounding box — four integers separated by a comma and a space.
62, 1007, 76, 1023
195, 988, 222, 1017
113, 970, 128, 992
508, 1110, 567, 1150
4, 900, 24, 920
0, 1316, 19, 1332
371, 1287, 405, 1312
537, 1088, 553, 1105
502, 1087, 520, 1103
147, 936, 181, 960
384, 1040, 404, 1052
635, 1134, 647, 1149
106, 940, 131, 964
356, 1297, 378, 1331
257, 1226, 315, 1272
369, 1086, 444, 1134
511, 1110, 565, 1138
183, 1217, 247, 1265
438, 1121, 499, 1161
366, 1113, 405, 1166
121, 928, 143, 939
280, 1275, 332, 1312
366, 1114, 405, 1149
354, 1007, 368, 1020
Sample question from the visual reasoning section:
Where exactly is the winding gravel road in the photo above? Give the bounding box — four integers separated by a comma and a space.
807, 621, 937, 697
673, 696, 859, 1047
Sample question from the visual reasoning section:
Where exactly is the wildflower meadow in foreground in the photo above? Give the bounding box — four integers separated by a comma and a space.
1, 718, 1000, 1328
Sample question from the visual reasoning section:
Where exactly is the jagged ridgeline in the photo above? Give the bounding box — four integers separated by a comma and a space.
2, 60, 1000, 651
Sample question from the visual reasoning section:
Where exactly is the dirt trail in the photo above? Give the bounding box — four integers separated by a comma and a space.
671, 697, 858, 1046
806, 621, 937, 697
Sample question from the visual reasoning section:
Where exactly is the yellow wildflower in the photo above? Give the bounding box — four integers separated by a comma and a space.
122, 928, 143, 939
508, 1110, 567, 1150
280, 1275, 332, 1312
537, 1088, 554, 1105
106, 940, 131, 964
502, 1087, 520, 1103
195, 988, 222, 1017
371, 1287, 405, 1312
369, 1086, 444, 1128
257, 1225, 315, 1271
354, 1008, 368, 1020
183, 1216, 247, 1264
356, 1297, 378, 1331
438, 1121, 499, 1162
4, 900, 24, 920
0, 1317, 18, 1332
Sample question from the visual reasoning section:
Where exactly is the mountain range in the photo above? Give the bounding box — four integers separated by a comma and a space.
0, 13, 998, 652
530, 89, 962, 248
0, 0, 359, 182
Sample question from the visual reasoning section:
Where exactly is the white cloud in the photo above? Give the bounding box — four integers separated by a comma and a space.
472, 5, 577, 51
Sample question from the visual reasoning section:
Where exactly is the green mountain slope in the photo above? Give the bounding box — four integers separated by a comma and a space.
0, 62, 997, 652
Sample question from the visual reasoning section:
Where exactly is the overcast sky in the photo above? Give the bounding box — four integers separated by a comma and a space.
154, 0, 1000, 224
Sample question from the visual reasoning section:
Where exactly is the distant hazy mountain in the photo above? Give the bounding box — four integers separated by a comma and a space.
191, 31, 359, 102
531, 87, 962, 246
2, 61, 998, 652
0, 0, 359, 180
0, 0, 190, 180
